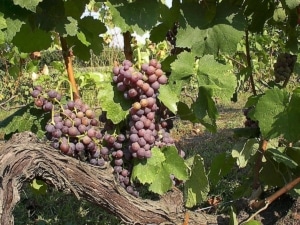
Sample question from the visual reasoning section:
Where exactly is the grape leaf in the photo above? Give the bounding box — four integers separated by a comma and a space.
197, 55, 236, 103
12, 23, 52, 52
253, 89, 290, 140
13, 0, 43, 12
232, 139, 259, 168
184, 154, 209, 208
191, 86, 218, 132
243, 0, 275, 33
162, 146, 188, 181
65, 17, 78, 36
285, 0, 300, 9
0, 31, 5, 44
170, 51, 196, 81
177, 1, 245, 55
4, 18, 24, 42
268, 148, 298, 169
208, 153, 235, 187
132, 146, 187, 195
97, 81, 131, 124
0, 103, 48, 139
131, 148, 166, 184
177, 101, 199, 123
107, 1, 163, 34
30, 179, 47, 195
158, 84, 179, 114
0, 13, 6, 29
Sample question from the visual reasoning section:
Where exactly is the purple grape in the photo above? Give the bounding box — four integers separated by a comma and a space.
43, 101, 53, 111
90, 158, 97, 165
114, 158, 123, 166
48, 90, 57, 98
34, 85, 43, 92
31, 89, 40, 98
68, 126, 79, 136
135, 121, 144, 130
75, 142, 85, 151
45, 124, 55, 133
67, 101, 75, 110
115, 150, 123, 158
97, 158, 105, 166
158, 75, 168, 84
52, 129, 62, 138
113, 66, 120, 75
100, 147, 109, 155
117, 134, 126, 142
130, 133, 139, 142
114, 166, 122, 173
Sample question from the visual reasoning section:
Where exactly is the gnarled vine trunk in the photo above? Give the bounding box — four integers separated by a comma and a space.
0, 132, 226, 225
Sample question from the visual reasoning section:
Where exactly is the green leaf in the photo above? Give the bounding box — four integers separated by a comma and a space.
0, 31, 4, 44
253, 89, 290, 140
268, 148, 298, 169
30, 179, 47, 195
177, 101, 199, 123
107, 1, 163, 34
170, 51, 196, 81
97, 82, 131, 124
132, 146, 187, 195
208, 153, 235, 187
131, 148, 166, 184
65, 17, 78, 36
232, 139, 259, 168
185, 155, 209, 208
162, 146, 188, 181
285, 0, 300, 9
229, 206, 238, 225
177, 1, 245, 55
244, 0, 275, 33
0, 103, 49, 139
197, 55, 236, 103
13, 0, 43, 12
273, 7, 286, 22
191, 86, 218, 132
242, 220, 262, 225
158, 84, 179, 114
0, 13, 7, 29
12, 23, 52, 52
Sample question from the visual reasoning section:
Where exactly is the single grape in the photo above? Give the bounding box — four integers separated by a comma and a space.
82, 136, 92, 145
115, 150, 124, 158
100, 147, 109, 155
90, 158, 97, 165
60, 142, 70, 154
31, 89, 40, 98
78, 124, 87, 134
68, 126, 79, 136
34, 85, 43, 92
85, 109, 95, 119
135, 121, 144, 130
130, 133, 139, 142
45, 124, 55, 133
113, 66, 120, 75
114, 158, 123, 166
117, 133, 126, 142
97, 158, 105, 166
34, 98, 44, 107
158, 75, 168, 84
43, 101, 53, 111
126, 186, 134, 194
52, 129, 62, 138
113, 142, 122, 150
48, 90, 57, 98
75, 142, 85, 151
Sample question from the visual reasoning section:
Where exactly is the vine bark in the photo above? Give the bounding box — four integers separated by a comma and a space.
0, 132, 226, 225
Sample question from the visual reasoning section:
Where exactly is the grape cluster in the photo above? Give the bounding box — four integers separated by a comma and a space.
243, 107, 259, 129
166, 22, 179, 55
112, 59, 175, 160
273, 53, 297, 83
31, 86, 105, 166
166, 22, 179, 47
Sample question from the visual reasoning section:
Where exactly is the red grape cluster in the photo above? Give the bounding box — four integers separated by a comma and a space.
112, 59, 175, 160
31, 86, 105, 166
243, 107, 259, 129
273, 53, 297, 83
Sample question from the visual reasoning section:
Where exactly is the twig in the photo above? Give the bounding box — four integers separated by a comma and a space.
240, 200, 270, 225
253, 139, 268, 189
0, 95, 18, 107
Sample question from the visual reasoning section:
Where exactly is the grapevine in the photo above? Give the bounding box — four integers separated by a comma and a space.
30, 57, 182, 197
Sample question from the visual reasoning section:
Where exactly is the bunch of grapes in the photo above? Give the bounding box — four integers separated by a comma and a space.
31, 86, 106, 166
273, 53, 297, 83
112, 59, 176, 160
243, 107, 259, 129
166, 22, 180, 55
